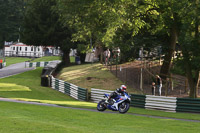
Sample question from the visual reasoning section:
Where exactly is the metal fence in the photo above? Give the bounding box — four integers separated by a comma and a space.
5, 51, 45, 57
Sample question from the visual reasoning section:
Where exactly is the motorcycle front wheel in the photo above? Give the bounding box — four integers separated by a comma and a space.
97, 100, 106, 111
118, 102, 130, 114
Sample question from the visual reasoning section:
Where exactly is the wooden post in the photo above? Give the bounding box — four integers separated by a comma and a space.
140, 68, 143, 92
116, 56, 118, 77
185, 79, 188, 93
196, 71, 200, 97
169, 73, 173, 91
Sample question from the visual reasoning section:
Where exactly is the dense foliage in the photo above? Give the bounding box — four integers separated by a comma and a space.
0, 0, 24, 48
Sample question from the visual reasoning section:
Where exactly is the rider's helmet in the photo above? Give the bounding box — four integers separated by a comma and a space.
120, 85, 127, 91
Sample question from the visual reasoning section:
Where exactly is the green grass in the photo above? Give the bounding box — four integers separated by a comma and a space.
4, 56, 74, 67
0, 101, 200, 133
31, 56, 75, 63
5, 57, 31, 66
31, 56, 61, 62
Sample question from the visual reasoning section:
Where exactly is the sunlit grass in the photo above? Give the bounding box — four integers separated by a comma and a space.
0, 83, 31, 92
31, 56, 75, 63
12, 98, 97, 108
59, 64, 98, 81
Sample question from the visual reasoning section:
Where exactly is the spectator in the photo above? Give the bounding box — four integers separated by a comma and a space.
116, 47, 120, 57
151, 82, 156, 95
112, 47, 121, 63
104, 48, 110, 65
156, 75, 162, 96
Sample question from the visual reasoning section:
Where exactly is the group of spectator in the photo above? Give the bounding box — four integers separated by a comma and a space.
151, 75, 171, 96
103, 47, 120, 66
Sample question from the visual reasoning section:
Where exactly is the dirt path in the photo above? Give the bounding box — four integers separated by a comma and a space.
0, 97, 199, 123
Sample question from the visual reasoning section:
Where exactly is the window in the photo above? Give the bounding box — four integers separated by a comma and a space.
13, 47, 15, 50
20, 47, 22, 51
25, 47, 27, 51
38, 48, 40, 51
31, 47, 33, 51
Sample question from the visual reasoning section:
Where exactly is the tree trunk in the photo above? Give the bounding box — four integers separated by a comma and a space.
184, 58, 197, 98
62, 50, 70, 66
160, 20, 178, 79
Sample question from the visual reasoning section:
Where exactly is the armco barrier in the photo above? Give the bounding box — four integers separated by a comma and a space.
145, 95, 177, 112
51, 77, 88, 101
25, 60, 61, 68
130, 94, 146, 108
176, 98, 200, 113
91, 88, 112, 103
26, 61, 49, 67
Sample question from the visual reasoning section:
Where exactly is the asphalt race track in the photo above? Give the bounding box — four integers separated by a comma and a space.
0, 62, 34, 78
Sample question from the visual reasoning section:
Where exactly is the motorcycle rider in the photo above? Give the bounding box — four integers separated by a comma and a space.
105, 85, 127, 103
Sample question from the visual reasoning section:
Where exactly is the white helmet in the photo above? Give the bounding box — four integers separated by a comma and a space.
120, 85, 127, 91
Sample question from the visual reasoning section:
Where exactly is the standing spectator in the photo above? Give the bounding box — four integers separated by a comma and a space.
156, 75, 162, 96
151, 82, 156, 95
112, 47, 121, 63
104, 48, 110, 65
116, 47, 120, 57
106, 49, 110, 65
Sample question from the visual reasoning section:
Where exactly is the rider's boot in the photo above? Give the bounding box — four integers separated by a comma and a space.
105, 99, 109, 103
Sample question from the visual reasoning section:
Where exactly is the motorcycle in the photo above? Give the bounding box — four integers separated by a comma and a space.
97, 91, 131, 114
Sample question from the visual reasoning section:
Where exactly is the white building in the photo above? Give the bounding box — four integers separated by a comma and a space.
5, 42, 61, 57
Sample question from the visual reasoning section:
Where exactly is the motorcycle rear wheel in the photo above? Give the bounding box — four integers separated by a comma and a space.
97, 100, 106, 111
118, 102, 130, 114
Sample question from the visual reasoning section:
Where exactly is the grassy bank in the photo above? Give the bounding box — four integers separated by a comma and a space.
57, 63, 137, 93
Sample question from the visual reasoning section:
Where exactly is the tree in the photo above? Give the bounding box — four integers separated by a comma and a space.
151, 0, 184, 79
177, 0, 200, 98
0, 0, 25, 48
57, 0, 157, 57
22, 0, 74, 65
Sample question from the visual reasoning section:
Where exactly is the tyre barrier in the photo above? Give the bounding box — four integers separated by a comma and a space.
51, 77, 88, 101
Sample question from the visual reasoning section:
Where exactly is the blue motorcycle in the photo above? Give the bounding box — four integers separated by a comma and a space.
97, 92, 131, 113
